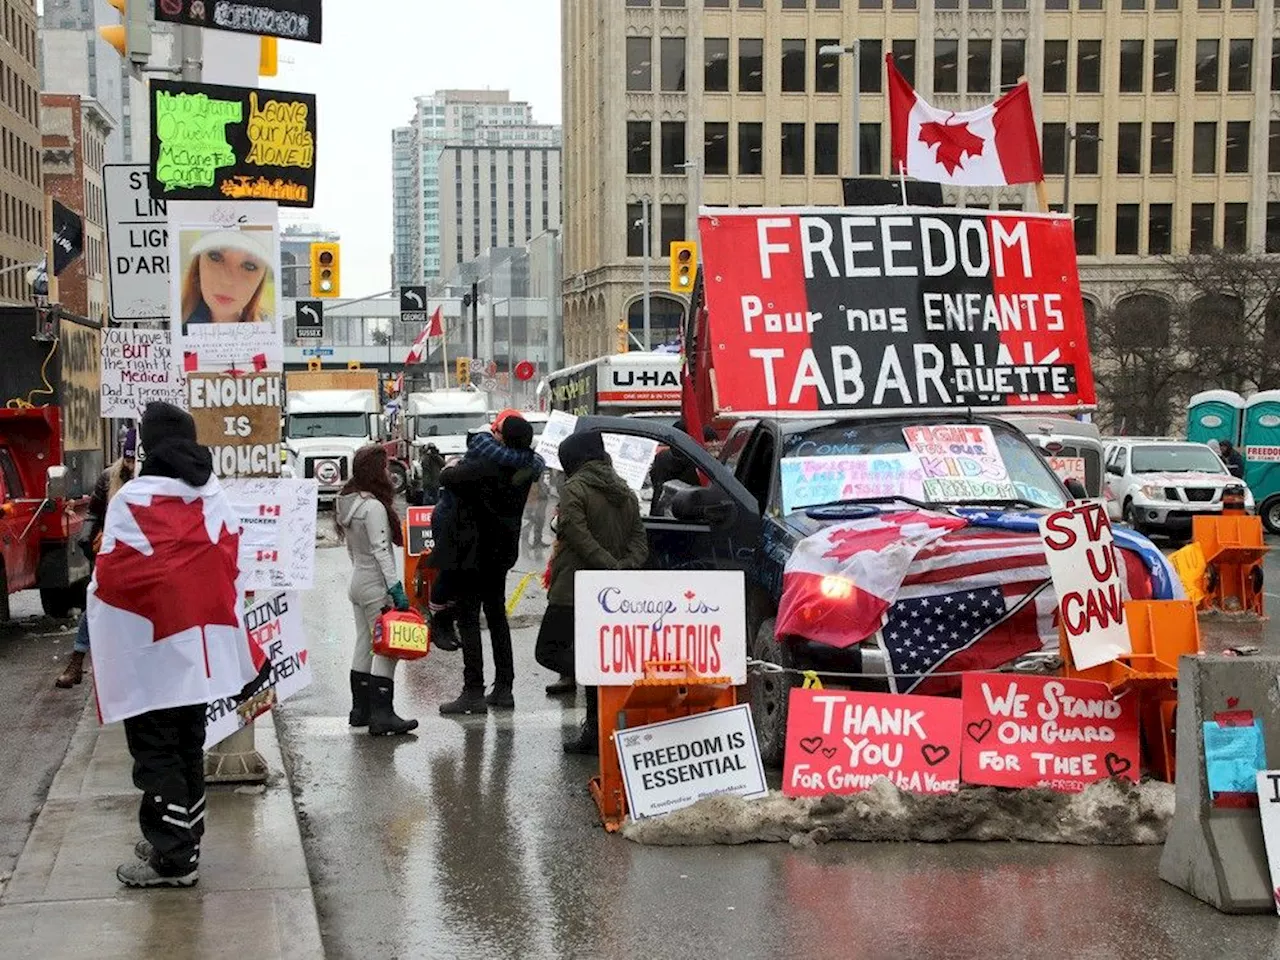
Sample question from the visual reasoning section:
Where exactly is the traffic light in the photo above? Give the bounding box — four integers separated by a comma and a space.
310, 242, 340, 298
98, 0, 151, 68
616, 321, 630, 354
456, 357, 471, 385
347, 361, 362, 370
307, 359, 322, 371
259, 37, 278, 77
669, 241, 698, 294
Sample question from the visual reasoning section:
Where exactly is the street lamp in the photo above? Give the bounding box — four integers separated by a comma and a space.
634, 197, 651, 350
820, 43, 861, 177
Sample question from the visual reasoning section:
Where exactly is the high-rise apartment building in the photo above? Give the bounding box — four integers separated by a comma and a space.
0, 0, 43, 305
562, 0, 1280, 363
38, 0, 124, 160
391, 90, 561, 286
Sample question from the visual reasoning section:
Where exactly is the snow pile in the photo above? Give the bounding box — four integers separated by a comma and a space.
622, 778, 1175, 847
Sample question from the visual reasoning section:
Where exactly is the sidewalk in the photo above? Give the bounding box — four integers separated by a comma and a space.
0, 700, 324, 960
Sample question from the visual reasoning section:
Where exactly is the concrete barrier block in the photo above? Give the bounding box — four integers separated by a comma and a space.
1159, 653, 1280, 913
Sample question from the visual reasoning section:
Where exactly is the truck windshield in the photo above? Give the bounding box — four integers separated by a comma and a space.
288, 413, 368, 439
1130, 445, 1225, 475
781, 419, 1067, 511
415, 413, 490, 437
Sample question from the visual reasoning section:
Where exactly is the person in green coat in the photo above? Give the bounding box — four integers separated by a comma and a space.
535, 430, 648, 754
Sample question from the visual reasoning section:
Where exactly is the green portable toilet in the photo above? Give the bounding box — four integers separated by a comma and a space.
1186, 390, 1244, 446
1243, 390, 1280, 533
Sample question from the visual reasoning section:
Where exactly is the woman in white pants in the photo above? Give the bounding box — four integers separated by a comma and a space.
335, 445, 417, 736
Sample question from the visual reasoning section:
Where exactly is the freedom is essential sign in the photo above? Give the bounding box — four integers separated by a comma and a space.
698, 208, 1096, 415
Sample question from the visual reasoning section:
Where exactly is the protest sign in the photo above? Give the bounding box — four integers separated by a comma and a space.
205, 591, 311, 748
1039, 500, 1132, 670
406, 506, 435, 556
615, 704, 767, 819
780, 452, 926, 514
167, 199, 283, 372
100, 328, 185, 419
149, 80, 317, 207
903, 424, 1017, 501
1255, 771, 1280, 913
697, 208, 1095, 415
535, 410, 576, 470
1205, 713, 1266, 803
223, 478, 318, 589
783, 688, 962, 796
603, 433, 659, 492
187, 372, 283, 478
104, 164, 169, 320
154, 0, 324, 44
1047, 456, 1087, 484
1246, 446, 1280, 463
960, 673, 1140, 792
574, 570, 747, 685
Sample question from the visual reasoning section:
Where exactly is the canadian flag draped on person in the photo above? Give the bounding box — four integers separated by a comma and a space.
886, 53, 1044, 186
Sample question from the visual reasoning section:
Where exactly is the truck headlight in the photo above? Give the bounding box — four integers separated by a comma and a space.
1139, 484, 1167, 500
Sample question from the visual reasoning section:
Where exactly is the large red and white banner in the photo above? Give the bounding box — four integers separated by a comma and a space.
698, 208, 1096, 416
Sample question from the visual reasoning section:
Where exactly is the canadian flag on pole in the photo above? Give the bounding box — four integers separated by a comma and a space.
887, 53, 1044, 187
404, 325, 431, 365
426, 306, 444, 338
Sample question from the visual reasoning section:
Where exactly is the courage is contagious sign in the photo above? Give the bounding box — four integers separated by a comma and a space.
697, 208, 1096, 415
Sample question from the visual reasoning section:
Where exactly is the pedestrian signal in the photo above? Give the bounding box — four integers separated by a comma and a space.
456, 357, 471, 385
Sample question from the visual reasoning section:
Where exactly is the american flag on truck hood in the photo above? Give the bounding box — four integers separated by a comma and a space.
775, 510, 1172, 696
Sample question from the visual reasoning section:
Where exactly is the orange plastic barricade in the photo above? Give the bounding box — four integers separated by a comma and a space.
1061, 599, 1201, 782
590, 660, 737, 832
1192, 514, 1269, 617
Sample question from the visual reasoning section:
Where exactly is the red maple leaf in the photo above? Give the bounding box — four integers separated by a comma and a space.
918, 120, 986, 175
823, 524, 914, 563
95, 496, 241, 648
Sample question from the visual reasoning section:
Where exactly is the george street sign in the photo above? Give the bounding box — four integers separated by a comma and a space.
400, 285, 427, 323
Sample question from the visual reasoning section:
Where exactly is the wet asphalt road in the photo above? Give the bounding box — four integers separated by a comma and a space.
275, 528, 1280, 960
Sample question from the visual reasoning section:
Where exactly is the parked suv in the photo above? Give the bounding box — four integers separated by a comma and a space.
1104, 438, 1253, 537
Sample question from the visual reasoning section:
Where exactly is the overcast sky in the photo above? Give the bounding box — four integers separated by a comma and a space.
277, 0, 561, 296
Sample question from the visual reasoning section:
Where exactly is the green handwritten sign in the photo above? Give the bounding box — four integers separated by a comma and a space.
152, 90, 241, 192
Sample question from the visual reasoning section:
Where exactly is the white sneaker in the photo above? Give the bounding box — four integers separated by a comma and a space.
116, 859, 198, 888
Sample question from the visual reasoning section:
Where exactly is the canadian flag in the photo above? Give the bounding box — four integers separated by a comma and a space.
404, 325, 431, 365
426, 305, 444, 338
887, 53, 1044, 187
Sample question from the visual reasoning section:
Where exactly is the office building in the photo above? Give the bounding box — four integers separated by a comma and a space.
562, 0, 1280, 362
0, 0, 43, 304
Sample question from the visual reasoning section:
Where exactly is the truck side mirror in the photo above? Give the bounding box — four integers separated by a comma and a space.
46, 465, 68, 501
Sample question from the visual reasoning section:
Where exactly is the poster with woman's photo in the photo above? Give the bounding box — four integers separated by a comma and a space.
167, 200, 283, 373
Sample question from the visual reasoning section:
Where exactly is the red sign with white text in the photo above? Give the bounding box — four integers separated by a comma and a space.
783, 688, 963, 797
960, 673, 1140, 792
698, 209, 1095, 415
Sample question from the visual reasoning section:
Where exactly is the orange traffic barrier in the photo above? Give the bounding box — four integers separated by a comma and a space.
1192, 514, 1269, 616
590, 660, 737, 832
1060, 599, 1201, 782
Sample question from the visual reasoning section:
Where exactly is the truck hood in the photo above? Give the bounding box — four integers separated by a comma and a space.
413, 435, 470, 456
288, 437, 365, 458
1130, 471, 1237, 488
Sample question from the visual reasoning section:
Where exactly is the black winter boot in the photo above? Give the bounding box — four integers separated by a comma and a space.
348, 671, 372, 727
563, 687, 599, 755
439, 688, 488, 716
431, 611, 461, 652
368, 677, 418, 736
486, 685, 515, 710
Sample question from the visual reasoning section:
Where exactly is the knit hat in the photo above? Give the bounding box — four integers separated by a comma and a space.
500, 413, 534, 451
122, 427, 137, 458
141, 401, 197, 450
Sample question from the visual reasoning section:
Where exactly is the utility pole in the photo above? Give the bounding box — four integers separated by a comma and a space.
821, 43, 861, 177
641, 196, 651, 351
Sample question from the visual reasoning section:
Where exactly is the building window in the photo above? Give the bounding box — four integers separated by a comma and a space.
627, 121, 652, 175
1001, 39, 1026, 90
661, 37, 686, 92
816, 40, 840, 94
1271, 121, 1280, 173
968, 40, 992, 94
1117, 123, 1142, 174
816, 0, 840, 6
1119, 40, 1144, 92
1115, 204, 1140, 254
1074, 204, 1098, 256
705, 123, 729, 175
1193, 122, 1218, 174
1150, 122, 1175, 173
627, 202, 646, 257
1152, 39, 1177, 92
626, 37, 652, 92
892, 41, 916, 86
660, 204, 686, 251
1199, 0, 1221, 6
1224, 203, 1248, 251
703, 0, 727, 6
660, 121, 685, 174
1044, 40, 1068, 93
1122, 0, 1144, 7
1225, 121, 1250, 173
1077, 40, 1101, 93
1228, 39, 1253, 92
739, 122, 763, 174
782, 39, 806, 93
1196, 39, 1219, 92
860, 40, 882, 93
1273, 39, 1280, 93
1149, 203, 1173, 255
1043, 123, 1066, 176
1045, 0, 1068, 6
1191, 203, 1215, 252
815, 123, 840, 175
935, 40, 959, 94
1267, 203, 1280, 253
738, 0, 762, 6
859, 123, 881, 175
781, 123, 806, 175
739, 39, 763, 93
1075, 124, 1100, 174
781, 0, 805, 6
706, 39, 730, 92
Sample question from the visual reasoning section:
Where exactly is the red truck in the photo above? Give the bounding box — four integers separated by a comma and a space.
0, 307, 102, 619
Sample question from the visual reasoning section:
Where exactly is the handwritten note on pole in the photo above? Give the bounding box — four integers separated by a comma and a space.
1039, 500, 1132, 670
903, 424, 1017, 501
100, 328, 185, 419
780, 453, 926, 514
149, 80, 317, 207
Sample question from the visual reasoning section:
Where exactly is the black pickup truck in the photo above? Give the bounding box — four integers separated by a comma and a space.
572, 413, 1085, 764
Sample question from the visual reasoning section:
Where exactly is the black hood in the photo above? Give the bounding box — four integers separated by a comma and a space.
139, 401, 214, 487
558, 431, 607, 477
